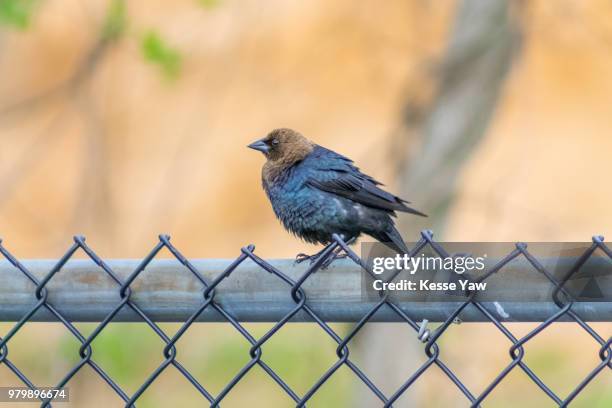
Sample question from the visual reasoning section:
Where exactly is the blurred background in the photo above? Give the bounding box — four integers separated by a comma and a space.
0, 0, 610, 406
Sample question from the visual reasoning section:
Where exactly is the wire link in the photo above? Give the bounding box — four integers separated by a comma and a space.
0, 232, 610, 407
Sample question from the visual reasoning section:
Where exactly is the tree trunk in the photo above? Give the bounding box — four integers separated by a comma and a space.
398, 0, 522, 234
356, 1, 522, 406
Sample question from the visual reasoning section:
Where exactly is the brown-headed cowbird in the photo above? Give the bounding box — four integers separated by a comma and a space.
248, 128, 426, 262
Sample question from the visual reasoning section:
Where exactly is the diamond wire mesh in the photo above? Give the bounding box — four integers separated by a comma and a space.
0, 232, 610, 407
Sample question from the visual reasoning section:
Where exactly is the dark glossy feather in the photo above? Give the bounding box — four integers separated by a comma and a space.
303, 147, 426, 216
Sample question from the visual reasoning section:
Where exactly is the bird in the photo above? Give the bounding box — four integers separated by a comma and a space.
248, 128, 426, 264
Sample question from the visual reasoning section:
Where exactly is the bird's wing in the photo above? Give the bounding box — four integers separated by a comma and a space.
303, 147, 427, 216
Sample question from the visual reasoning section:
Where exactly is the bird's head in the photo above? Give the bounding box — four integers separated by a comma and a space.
248, 128, 314, 163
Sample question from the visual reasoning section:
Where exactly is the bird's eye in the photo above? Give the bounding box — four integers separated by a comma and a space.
271, 138, 280, 146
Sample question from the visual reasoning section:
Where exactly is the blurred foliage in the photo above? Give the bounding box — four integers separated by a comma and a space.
52, 323, 353, 406
101, 0, 127, 42
577, 389, 612, 408
0, 0, 185, 81
141, 30, 182, 79
0, 0, 38, 30
199, 325, 348, 392
198, 0, 220, 9
79, 324, 162, 385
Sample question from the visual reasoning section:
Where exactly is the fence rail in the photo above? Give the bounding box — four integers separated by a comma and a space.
1, 256, 611, 323
0, 232, 610, 407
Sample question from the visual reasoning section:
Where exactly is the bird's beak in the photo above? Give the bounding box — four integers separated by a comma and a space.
247, 138, 270, 154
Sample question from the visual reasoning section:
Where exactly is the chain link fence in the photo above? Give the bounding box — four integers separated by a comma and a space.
0, 232, 610, 407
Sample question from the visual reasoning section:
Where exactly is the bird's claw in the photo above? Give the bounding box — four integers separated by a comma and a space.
294, 253, 316, 265
294, 251, 348, 269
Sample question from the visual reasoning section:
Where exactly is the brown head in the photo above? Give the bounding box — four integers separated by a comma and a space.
248, 128, 315, 180
248, 128, 314, 162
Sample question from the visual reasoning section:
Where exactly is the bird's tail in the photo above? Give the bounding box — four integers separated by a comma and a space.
373, 225, 410, 255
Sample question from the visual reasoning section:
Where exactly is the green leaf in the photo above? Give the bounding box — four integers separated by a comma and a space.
140, 30, 182, 79
101, 0, 127, 41
0, 0, 38, 30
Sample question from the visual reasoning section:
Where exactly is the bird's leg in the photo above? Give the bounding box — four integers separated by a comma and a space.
294, 247, 346, 268
294, 236, 355, 269
294, 247, 327, 265
319, 247, 348, 269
